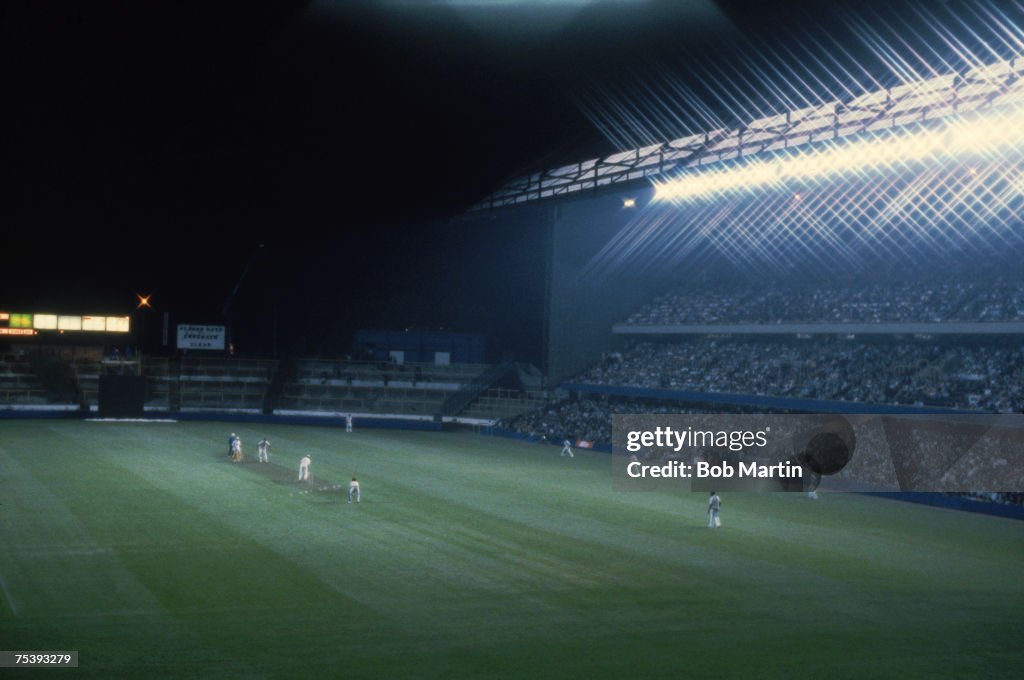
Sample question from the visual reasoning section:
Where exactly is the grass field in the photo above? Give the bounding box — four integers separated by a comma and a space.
1, 420, 1022, 679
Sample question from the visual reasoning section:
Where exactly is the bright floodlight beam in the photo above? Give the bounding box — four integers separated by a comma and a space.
653, 106, 1024, 203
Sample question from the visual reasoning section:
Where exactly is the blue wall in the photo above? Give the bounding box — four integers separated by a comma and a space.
862, 492, 1024, 520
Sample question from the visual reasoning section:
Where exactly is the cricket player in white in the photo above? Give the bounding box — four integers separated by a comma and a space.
257, 437, 271, 463
298, 455, 311, 482
346, 414, 353, 433
708, 491, 722, 528
231, 435, 243, 462
561, 439, 574, 458
348, 477, 360, 503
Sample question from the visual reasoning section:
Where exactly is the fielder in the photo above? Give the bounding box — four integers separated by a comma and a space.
346, 413, 353, 433
231, 435, 243, 462
707, 491, 722, 528
257, 437, 271, 463
228, 432, 238, 457
298, 455, 311, 482
561, 439, 574, 458
348, 477, 360, 503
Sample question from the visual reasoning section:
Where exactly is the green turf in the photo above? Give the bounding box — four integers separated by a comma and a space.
0, 420, 1022, 679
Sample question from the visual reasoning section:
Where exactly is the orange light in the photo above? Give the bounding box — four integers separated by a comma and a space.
136, 294, 152, 309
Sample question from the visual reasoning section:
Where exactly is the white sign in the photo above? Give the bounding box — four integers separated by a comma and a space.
58, 315, 82, 331
33, 314, 58, 330
106, 316, 130, 333
82, 316, 106, 331
177, 324, 226, 350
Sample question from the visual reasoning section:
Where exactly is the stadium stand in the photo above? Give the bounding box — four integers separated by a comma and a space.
622, 275, 1024, 326
955, 492, 1024, 506
177, 356, 276, 412
577, 338, 1023, 412
500, 395, 1024, 507
438, 363, 518, 418
458, 387, 552, 421
276, 358, 490, 417
74, 350, 135, 409
141, 356, 173, 410
0, 353, 509, 419
500, 395, 713, 444
0, 353, 47, 405
139, 355, 276, 413
72, 357, 101, 407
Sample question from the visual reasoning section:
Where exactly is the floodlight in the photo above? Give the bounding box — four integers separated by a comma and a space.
654, 106, 1024, 203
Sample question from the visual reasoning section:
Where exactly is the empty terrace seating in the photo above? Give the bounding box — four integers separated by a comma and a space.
141, 356, 172, 410
70, 357, 104, 407
0, 354, 46, 406
277, 384, 448, 415
177, 357, 276, 411
277, 359, 490, 416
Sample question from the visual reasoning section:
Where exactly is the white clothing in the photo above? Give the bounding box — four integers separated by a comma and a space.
708, 494, 721, 528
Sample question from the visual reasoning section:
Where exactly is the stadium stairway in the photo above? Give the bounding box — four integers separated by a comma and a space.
437, 362, 518, 419
459, 388, 551, 421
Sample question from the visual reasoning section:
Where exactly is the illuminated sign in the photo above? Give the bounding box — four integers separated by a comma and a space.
0, 311, 129, 333
58, 316, 83, 331
82, 316, 106, 331
106, 317, 130, 333
10, 314, 32, 328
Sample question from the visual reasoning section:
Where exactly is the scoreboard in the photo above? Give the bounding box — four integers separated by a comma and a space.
0, 312, 130, 337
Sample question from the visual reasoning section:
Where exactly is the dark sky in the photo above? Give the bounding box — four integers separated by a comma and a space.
2, 0, 1014, 355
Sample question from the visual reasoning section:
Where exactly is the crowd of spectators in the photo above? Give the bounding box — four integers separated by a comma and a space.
624, 276, 1024, 326
500, 397, 1024, 506
954, 492, 1024, 506
505, 274, 1024, 502
500, 396, 717, 445
577, 338, 1024, 412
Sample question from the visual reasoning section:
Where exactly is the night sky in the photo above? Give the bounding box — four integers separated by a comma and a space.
2, 0, 1014, 357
